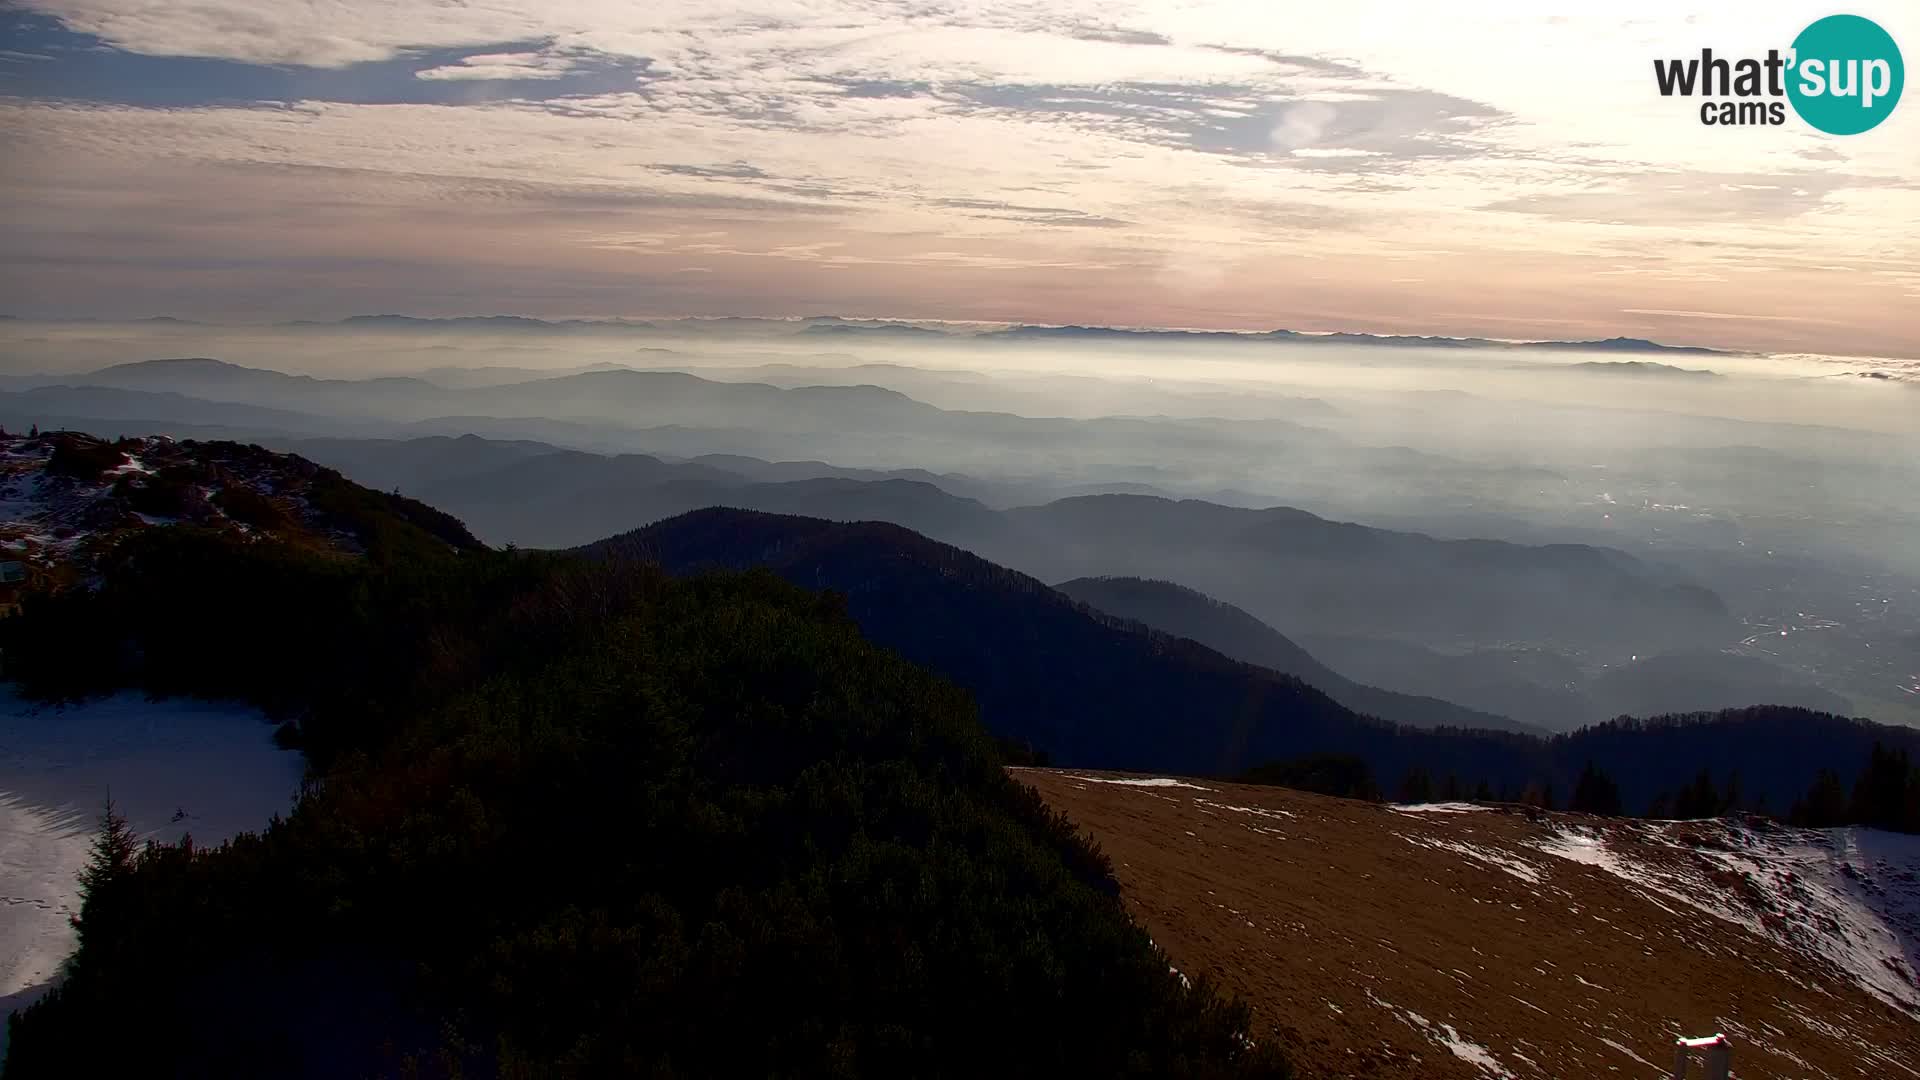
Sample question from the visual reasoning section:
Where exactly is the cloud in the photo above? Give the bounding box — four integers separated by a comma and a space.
1, 1, 1915, 355
1269, 101, 1336, 150
1620, 308, 1827, 323
415, 49, 588, 82
1478, 170, 1879, 225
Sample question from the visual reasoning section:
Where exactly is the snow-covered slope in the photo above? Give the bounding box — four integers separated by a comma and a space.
0, 690, 303, 1054
1530, 816, 1920, 1013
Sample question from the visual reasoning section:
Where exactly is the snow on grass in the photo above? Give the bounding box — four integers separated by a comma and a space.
1063, 775, 1214, 790
1398, 832, 1545, 884
1393, 802, 1489, 814
0, 688, 303, 1053
1194, 799, 1296, 820
1435, 1023, 1516, 1079
1530, 818, 1920, 1013
1368, 989, 1516, 1078
1595, 1034, 1661, 1073
1532, 825, 1614, 868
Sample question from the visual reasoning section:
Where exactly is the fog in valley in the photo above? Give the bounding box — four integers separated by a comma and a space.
4, 315, 1915, 733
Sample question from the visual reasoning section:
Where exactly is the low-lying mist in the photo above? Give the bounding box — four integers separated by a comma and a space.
2, 315, 1914, 731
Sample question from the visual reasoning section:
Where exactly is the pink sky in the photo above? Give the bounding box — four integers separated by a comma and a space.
2, 1, 1916, 355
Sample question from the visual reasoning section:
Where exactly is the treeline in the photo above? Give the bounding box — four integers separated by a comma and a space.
1238, 743, 1920, 834
4, 526, 1286, 1077
1786, 742, 1920, 831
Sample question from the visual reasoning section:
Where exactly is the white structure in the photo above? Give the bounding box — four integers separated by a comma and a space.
1671, 1033, 1731, 1080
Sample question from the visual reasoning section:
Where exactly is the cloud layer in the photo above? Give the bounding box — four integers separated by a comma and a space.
1, 0, 1916, 354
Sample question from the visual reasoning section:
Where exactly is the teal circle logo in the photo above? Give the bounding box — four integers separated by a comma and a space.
1788, 14, 1904, 134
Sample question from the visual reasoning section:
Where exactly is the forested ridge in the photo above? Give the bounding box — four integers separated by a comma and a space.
594, 508, 1920, 817
2, 523, 1285, 1077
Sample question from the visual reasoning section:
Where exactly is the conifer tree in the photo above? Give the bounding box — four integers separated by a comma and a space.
1849, 742, 1913, 830
1398, 767, 1434, 804
1672, 769, 1721, 819
71, 798, 139, 951
1788, 769, 1848, 827
1568, 760, 1623, 816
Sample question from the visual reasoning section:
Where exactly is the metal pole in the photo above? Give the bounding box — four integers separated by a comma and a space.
1704, 1042, 1731, 1080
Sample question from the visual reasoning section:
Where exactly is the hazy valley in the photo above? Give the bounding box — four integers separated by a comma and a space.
3, 316, 1916, 1077
6, 315, 1913, 733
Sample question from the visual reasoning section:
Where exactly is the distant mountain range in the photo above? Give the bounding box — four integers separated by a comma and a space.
191, 429, 1728, 657
2, 313, 1735, 354
257, 434, 1862, 735
0, 357, 1873, 731
1560, 360, 1722, 376
0, 368, 1731, 662
977, 325, 1729, 355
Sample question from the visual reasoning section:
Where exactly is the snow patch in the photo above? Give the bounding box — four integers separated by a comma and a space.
1399, 832, 1545, 884
0, 688, 303, 1052
1063, 775, 1213, 790
1532, 826, 1614, 868
1195, 799, 1296, 820
1596, 1034, 1660, 1072
1531, 818, 1920, 1012
1435, 1023, 1515, 1079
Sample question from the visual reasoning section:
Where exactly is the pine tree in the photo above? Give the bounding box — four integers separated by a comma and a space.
71, 798, 139, 951
1849, 742, 1913, 830
1398, 767, 1434, 804
1788, 769, 1848, 827
1569, 760, 1623, 817
1439, 774, 1463, 801
1472, 779, 1493, 802
1720, 770, 1744, 815
1672, 769, 1721, 820
1904, 761, 1920, 833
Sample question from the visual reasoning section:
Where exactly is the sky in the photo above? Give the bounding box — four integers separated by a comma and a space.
1, 1, 1917, 356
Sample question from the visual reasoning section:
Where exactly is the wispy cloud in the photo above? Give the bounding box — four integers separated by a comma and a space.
0, 1, 1915, 354
415, 48, 592, 82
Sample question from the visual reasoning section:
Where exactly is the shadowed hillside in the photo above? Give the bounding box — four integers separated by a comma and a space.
583, 508, 1920, 810
1056, 576, 1542, 734
582, 509, 1553, 781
